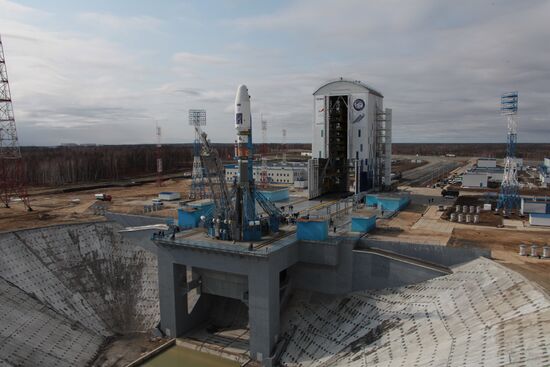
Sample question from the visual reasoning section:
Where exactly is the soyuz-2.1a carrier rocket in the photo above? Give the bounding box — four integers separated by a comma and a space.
233, 85, 261, 241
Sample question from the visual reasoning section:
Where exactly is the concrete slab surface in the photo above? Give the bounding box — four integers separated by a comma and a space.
279, 257, 550, 366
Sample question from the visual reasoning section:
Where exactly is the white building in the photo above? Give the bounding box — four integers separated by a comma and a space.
477, 158, 496, 168
462, 172, 488, 188
521, 197, 550, 215
225, 164, 307, 185
529, 213, 550, 227
158, 192, 181, 201
469, 167, 504, 183
308, 79, 391, 198
540, 158, 550, 187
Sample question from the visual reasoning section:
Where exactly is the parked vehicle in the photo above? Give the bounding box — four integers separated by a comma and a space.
94, 193, 112, 201
441, 189, 459, 198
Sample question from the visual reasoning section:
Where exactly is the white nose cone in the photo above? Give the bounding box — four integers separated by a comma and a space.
235, 84, 251, 133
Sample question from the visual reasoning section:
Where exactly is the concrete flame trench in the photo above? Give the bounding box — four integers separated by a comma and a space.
142, 222, 489, 366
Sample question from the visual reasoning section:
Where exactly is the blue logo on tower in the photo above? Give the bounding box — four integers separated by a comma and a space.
353, 99, 365, 111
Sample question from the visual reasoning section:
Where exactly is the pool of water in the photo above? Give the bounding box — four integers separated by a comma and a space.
142, 346, 240, 367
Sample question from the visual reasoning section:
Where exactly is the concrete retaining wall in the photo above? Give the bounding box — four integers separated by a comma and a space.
290, 240, 355, 294
297, 240, 339, 266
0, 222, 161, 367
105, 212, 168, 227
359, 239, 490, 267
351, 250, 445, 290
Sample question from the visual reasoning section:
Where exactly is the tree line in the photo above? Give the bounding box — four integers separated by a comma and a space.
20, 143, 310, 186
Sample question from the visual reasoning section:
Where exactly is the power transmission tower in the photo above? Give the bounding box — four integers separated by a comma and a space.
188, 109, 207, 199
155, 123, 162, 187
259, 114, 268, 188
497, 91, 520, 215
0, 34, 31, 210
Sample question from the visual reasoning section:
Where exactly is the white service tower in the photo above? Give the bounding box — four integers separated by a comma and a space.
308, 79, 392, 198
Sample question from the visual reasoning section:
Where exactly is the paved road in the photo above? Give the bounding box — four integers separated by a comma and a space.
401, 160, 462, 187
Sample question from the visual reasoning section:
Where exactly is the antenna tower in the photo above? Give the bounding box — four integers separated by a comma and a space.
497, 91, 520, 215
281, 128, 287, 163
259, 114, 268, 188
0, 34, 31, 210
155, 123, 162, 187
189, 109, 207, 199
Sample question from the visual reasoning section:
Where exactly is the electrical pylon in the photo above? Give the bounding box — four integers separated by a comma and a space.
497, 91, 520, 215
0, 34, 31, 210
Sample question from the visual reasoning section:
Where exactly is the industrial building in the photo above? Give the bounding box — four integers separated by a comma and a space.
462, 172, 488, 188
308, 79, 392, 198
477, 157, 497, 168
520, 196, 550, 215
529, 213, 550, 226
225, 162, 307, 185
539, 158, 550, 187
461, 167, 504, 187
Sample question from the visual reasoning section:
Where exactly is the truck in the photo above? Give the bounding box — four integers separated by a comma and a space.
94, 193, 112, 201
441, 189, 459, 198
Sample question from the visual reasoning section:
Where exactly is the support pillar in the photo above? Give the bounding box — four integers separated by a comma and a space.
248, 263, 280, 364
157, 250, 209, 338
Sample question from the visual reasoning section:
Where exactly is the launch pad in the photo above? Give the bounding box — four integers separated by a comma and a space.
143, 214, 490, 366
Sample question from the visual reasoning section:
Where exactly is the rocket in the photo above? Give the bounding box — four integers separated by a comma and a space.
233, 84, 258, 241
235, 84, 252, 159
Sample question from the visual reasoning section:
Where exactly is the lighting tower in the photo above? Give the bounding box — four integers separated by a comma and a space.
497, 91, 520, 215
189, 109, 207, 199
259, 114, 268, 188
0, 34, 31, 210
281, 128, 287, 163
155, 123, 162, 187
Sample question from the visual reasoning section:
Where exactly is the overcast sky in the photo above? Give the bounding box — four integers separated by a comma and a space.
1, 0, 549, 146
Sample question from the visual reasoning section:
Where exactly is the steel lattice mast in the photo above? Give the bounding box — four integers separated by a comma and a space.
281, 128, 287, 163
155, 123, 163, 187
0, 34, 31, 210
259, 114, 268, 188
497, 91, 520, 215
188, 109, 207, 199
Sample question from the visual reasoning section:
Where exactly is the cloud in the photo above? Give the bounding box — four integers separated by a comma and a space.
77, 12, 162, 31
172, 52, 229, 65
0, 0, 48, 17
228, 0, 550, 143
2, 0, 550, 145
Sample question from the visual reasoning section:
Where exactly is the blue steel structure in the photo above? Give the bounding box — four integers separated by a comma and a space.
497, 91, 520, 213
189, 109, 208, 200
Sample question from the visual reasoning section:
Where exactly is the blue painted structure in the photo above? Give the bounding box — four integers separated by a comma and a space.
365, 193, 410, 212
258, 188, 289, 202
366, 195, 378, 206
177, 200, 214, 229
351, 215, 376, 233
297, 219, 329, 241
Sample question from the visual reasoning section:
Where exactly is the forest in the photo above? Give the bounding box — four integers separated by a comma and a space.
19, 143, 547, 187
20, 143, 309, 186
